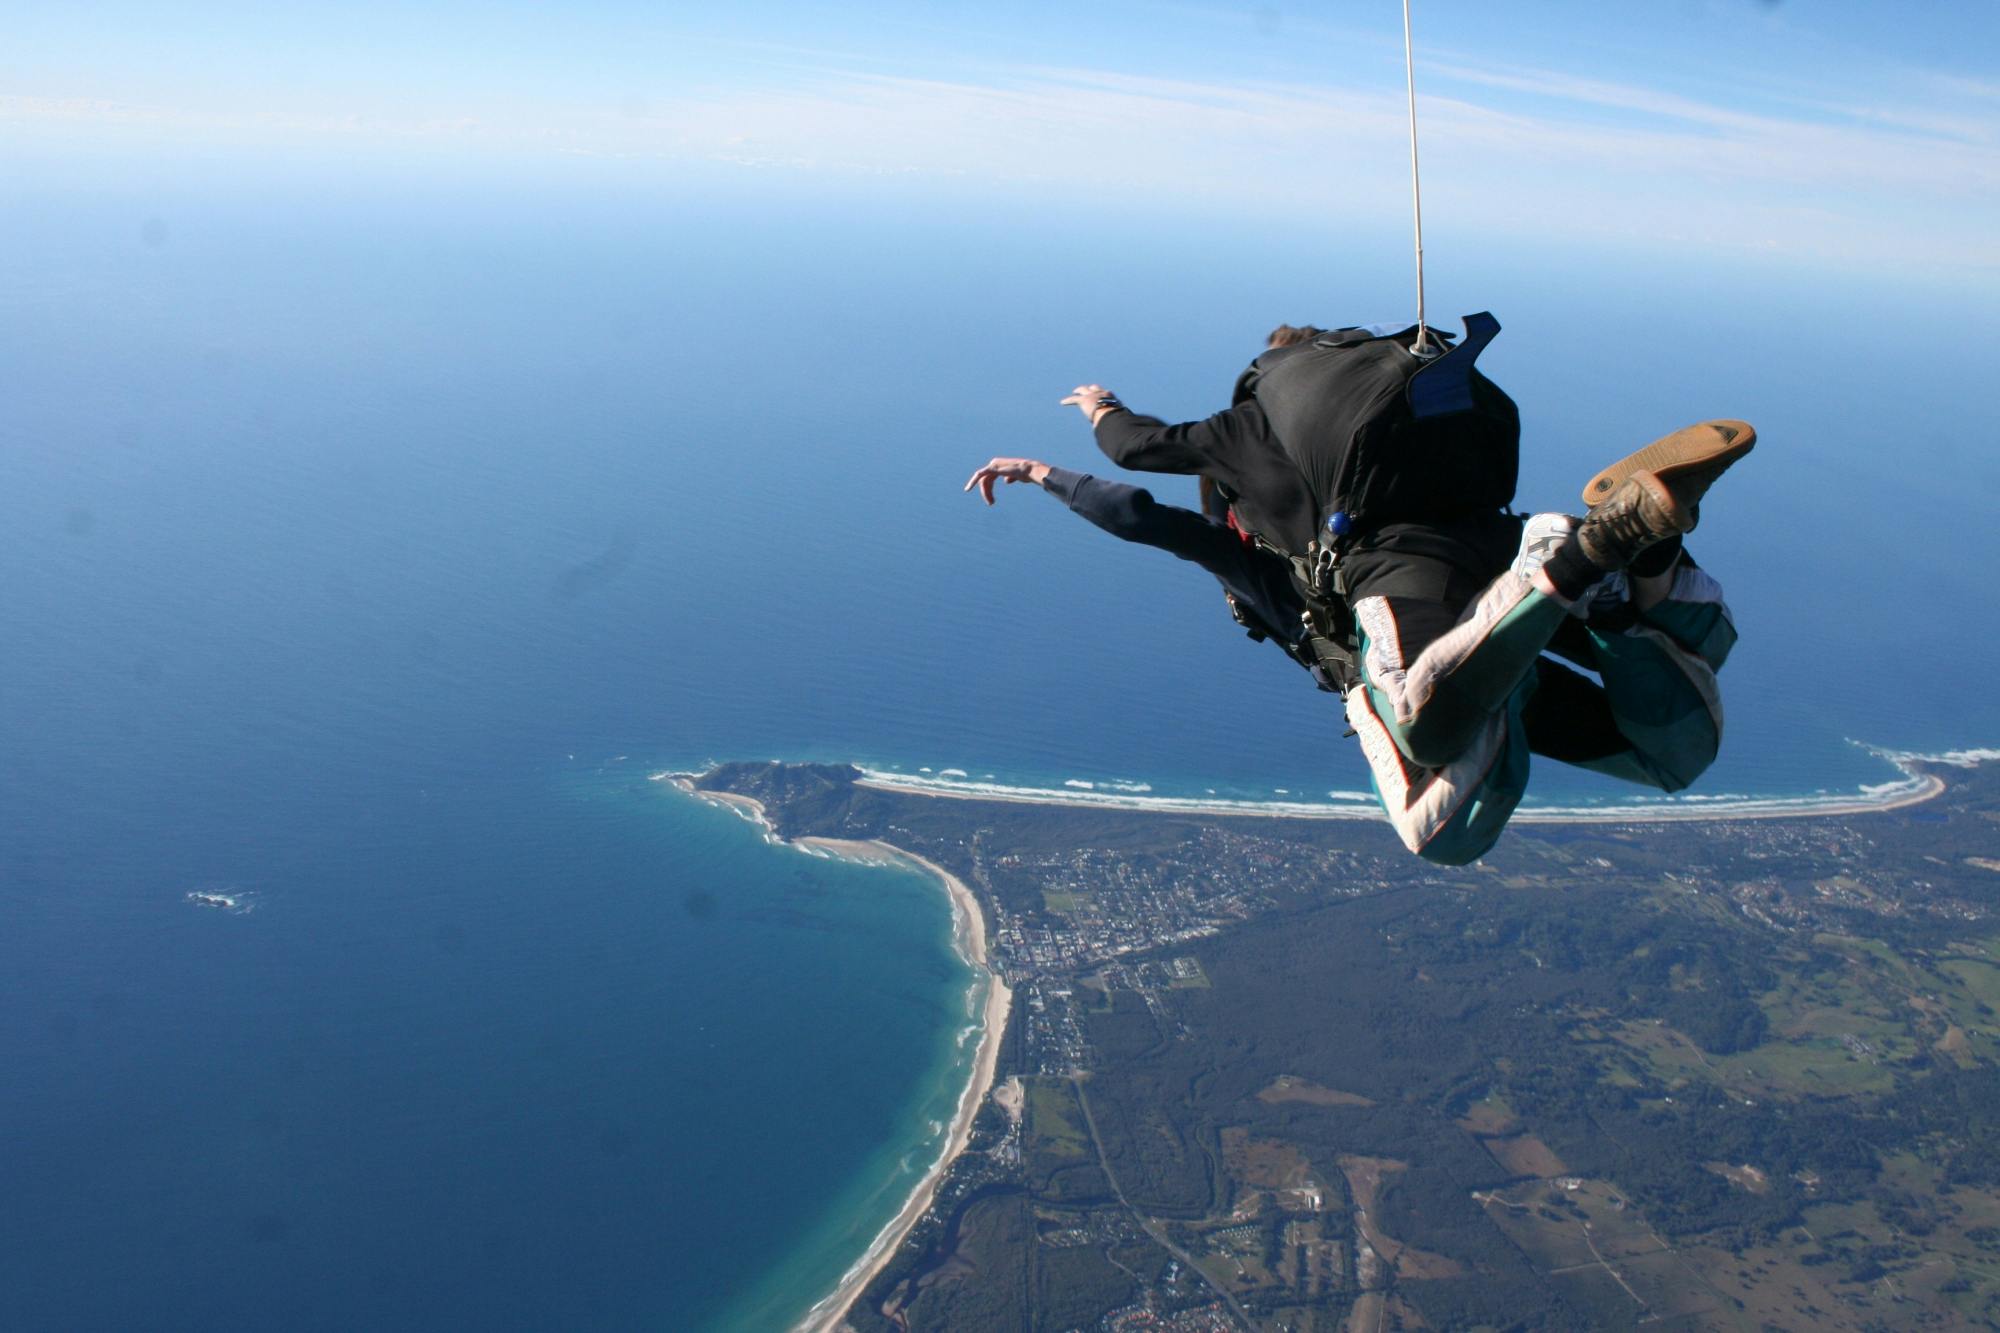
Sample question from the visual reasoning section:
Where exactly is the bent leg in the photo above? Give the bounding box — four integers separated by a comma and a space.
1577, 557, 1734, 791
1353, 569, 1571, 770
1345, 669, 1533, 866
1341, 525, 1732, 853
1527, 554, 1734, 790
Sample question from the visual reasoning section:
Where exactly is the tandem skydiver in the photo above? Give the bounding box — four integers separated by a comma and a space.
964, 319, 1754, 865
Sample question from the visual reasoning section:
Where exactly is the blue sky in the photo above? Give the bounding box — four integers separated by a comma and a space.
6, 1, 1997, 272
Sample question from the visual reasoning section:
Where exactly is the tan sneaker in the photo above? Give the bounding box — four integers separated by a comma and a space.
1581, 419, 1757, 512
1576, 470, 1692, 573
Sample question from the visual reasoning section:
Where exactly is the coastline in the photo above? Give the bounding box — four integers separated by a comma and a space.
655, 742, 1988, 1328
852, 748, 1968, 826
790, 839, 1012, 1333
660, 776, 1013, 1333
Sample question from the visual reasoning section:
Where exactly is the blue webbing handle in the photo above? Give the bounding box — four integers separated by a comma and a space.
1407, 311, 1499, 419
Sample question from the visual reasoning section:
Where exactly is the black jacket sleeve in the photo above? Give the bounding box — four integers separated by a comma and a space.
1040, 465, 1305, 622
1091, 403, 1270, 494
1039, 467, 1312, 665
1041, 467, 1249, 575
1091, 401, 1323, 557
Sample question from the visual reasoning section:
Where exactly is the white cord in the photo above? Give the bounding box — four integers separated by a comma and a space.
1402, 0, 1430, 356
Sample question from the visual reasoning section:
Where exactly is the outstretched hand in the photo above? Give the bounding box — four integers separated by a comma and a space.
1060, 384, 1122, 427
963, 457, 1051, 505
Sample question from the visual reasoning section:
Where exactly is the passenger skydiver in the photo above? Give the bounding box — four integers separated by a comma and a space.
964, 320, 1753, 865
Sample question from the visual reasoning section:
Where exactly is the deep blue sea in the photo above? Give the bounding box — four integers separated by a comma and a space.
4, 155, 1996, 1328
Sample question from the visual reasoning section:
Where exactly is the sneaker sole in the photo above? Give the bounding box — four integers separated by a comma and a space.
1581, 419, 1757, 507
1576, 468, 1691, 572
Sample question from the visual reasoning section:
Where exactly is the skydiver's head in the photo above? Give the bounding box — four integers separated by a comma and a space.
1265, 324, 1325, 350
1230, 324, 1327, 407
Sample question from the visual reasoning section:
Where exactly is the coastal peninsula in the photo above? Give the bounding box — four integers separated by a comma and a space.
674, 755, 2000, 1331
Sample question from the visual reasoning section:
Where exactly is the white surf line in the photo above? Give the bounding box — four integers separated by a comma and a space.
853, 745, 1983, 825
788, 841, 1011, 1333
857, 771, 1386, 820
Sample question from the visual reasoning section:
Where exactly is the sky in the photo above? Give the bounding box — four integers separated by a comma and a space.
5, 1, 1998, 278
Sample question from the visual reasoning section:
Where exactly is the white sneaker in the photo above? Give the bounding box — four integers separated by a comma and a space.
1511, 513, 1624, 618
1510, 513, 1575, 583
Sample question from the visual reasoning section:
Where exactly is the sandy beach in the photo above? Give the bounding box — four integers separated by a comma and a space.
663, 749, 1966, 834
854, 757, 1950, 826
791, 839, 1012, 1333
655, 775, 1014, 1333
658, 775, 778, 831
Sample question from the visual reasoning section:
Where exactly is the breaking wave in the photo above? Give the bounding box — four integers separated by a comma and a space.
853, 743, 1990, 824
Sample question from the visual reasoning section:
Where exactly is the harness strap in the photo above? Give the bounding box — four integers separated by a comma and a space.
1217, 587, 1344, 692
1302, 631, 1358, 694
1296, 563, 1362, 693
1223, 592, 1267, 641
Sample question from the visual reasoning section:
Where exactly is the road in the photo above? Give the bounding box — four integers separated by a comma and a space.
1072, 1075, 1258, 1332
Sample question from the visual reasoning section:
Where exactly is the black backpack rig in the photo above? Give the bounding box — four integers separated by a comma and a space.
1228, 312, 1519, 692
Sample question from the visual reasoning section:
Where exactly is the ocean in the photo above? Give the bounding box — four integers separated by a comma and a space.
3, 157, 1996, 1328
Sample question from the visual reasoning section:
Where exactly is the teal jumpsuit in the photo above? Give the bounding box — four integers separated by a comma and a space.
1344, 537, 1734, 865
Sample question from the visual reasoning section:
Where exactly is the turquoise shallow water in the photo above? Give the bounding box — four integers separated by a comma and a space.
570, 780, 987, 1333
2, 162, 1995, 1327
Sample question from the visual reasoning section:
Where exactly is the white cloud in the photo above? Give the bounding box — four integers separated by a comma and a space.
6, 47, 1995, 272
626, 62, 1999, 268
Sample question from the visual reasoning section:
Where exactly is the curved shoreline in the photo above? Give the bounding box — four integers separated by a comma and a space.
790, 839, 1011, 1333
853, 746, 1983, 825
656, 742, 1987, 1329
854, 770, 1947, 824
661, 778, 1011, 1333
